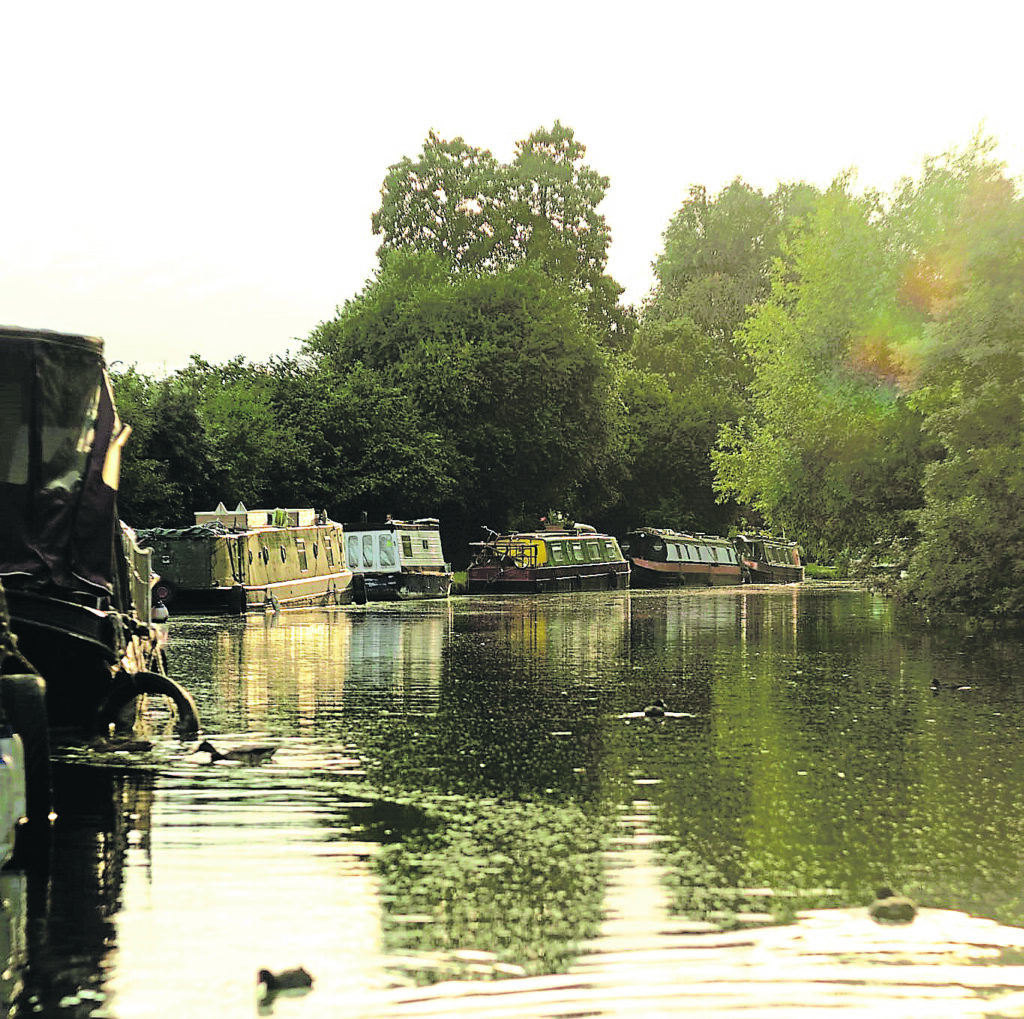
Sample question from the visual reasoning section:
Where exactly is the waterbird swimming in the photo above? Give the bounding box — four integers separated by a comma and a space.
930, 677, 972, 692
644, 698, 668, 718
195, 739, 277, 765
258, 967, 313, 993
868, 886, 917, 924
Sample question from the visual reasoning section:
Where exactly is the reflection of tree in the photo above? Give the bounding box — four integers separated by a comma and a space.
12, 766, 153, 1015
374, 797, 606, 983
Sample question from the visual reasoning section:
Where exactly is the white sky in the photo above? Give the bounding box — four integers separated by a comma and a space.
3, 0, 1022, 373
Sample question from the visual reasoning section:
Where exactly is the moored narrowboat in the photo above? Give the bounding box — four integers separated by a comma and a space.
621, 528, 743, 588
342, 517, 452, 600
467, 524, 629, 594
733, 533, 804, 584
0, 325, 199, 742
139, 503, 360, 613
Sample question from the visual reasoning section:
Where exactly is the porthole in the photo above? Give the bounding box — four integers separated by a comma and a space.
261, 546, 269, 564
312, 543, 319, 559
280, 546, 287, 562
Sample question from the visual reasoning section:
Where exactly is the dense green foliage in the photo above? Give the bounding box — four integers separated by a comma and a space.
111, 128, 1024, 616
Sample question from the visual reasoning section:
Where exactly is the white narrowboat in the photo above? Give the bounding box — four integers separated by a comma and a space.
342, 518, 452, 600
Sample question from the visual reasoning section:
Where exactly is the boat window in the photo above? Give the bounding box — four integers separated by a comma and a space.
312, 543, 319, 560
346, 535, 359, 569
361, 534, 375, 568
379, 534, 397, 567
323, 537, 334, 566
401, 534, 414, 558
296, 539, 308, 572
280, 545, 287, 563
603, 539, 619, 560
261, 546, 269, 564
699, 545, 715, 563
583, 541, 599, 562
248, 549, 253, 564
549, 541, 566, 565
665, 542, 677, 562
570, 541, 586, 564
683, 544, 697, 561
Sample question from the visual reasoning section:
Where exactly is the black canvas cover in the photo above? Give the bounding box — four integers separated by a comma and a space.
0, 326, 128, 598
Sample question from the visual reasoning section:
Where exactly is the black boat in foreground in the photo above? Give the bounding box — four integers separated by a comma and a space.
0, 327, 199, 761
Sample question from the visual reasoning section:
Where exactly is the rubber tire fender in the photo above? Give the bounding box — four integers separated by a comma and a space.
97, 670, 200, 737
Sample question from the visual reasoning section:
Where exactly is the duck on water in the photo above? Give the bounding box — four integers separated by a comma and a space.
194, 740, 278, 765
869, 886, 917, 924
617, 699, 697, 720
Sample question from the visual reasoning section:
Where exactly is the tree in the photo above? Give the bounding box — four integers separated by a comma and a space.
305, 251, 626, 530
112, 367, 223, 527
372, 131, 515, 272
612, 179, 818, 534
372, 124, 632, 344
898, 144, 1024, 615
711, 178, 934, 556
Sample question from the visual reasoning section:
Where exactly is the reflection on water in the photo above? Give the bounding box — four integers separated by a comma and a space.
9, 588, 1024, 1015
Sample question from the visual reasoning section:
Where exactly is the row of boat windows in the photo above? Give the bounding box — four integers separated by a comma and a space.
243, 533, 440, 573
654, 541, 738, 565
247, 537, 336, 572
346, 533, 432, 570
745, 542, 796, 566
547, 538, 621, 566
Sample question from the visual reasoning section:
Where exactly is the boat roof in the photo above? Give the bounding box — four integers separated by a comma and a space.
472, 526, 613, 543
629, 527, 732, 543
0, 324, 104, 355
0, 326, 122, 596
342, 518, 441, 531
735, 532, 798, 546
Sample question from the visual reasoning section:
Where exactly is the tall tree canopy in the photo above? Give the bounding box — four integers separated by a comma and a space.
613, 179, 819, 536
304, 251, 626, 531
372, 123, 631, 342
711, 177, 936, 555
897, 144, 1024, 615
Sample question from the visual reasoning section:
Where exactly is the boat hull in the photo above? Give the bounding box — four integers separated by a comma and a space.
156, 575, 358, 613
3, 588, 169, 731
364, 571, 453, 601
742, 563, 805, 584
466, 562, 630, 594
629, 558, 743, 588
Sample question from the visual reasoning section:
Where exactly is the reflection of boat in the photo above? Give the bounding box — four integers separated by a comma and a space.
734, 533, 804, 584
621, 528, 742, 588
467, 524, 629, 594
139, 503, 361, 613
342, 518, 452, 600
0, 326, 199, 745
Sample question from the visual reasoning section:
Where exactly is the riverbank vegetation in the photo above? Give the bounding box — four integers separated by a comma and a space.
111, 126, 1024, 618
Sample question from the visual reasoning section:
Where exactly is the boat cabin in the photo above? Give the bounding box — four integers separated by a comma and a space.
733, 533, 804, 584
341, 517, 452, 600
622, 528, 742, 587
467, 524, 629, 593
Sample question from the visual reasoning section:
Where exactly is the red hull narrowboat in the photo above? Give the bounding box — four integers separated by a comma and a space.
467, 524, 629, 594
622, 528, 742, 588
734, 533, 804, 584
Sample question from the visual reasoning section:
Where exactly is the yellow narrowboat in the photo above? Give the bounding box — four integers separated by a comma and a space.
467, 524, 629, 594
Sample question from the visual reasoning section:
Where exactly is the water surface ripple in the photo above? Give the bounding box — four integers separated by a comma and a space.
10, 587, 1024, 1016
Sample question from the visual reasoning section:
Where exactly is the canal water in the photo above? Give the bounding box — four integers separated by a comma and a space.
8, 585, 1024, 1016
